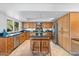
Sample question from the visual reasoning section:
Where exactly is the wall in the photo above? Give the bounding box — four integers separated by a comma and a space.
0, 12, 22, 33
0, 12, 7, 33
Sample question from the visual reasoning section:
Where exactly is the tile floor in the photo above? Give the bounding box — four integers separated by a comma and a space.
9, 40, 71, 56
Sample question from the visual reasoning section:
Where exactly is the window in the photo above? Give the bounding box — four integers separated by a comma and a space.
14, 22, 19, 31
7, 19, 13, 32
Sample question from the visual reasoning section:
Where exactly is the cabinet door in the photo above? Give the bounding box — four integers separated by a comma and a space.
70, 13, 79, 37
62, 15, 67, 50
47, 32, 52, 39
58, 32, 63, 47
19, 33, 24, 43
14, 35, 20, 48
26, 32, 30, 40
41, 40, 49, 54
23, 32, 27, 40
58, 18, 63, 47
22, 22, 36, 28
31, 40, 40, 53
63, 14, 70, 33
0, 38, 5, 55
21, 33, 25, 42
63, 33, 67, 50
42, 22, 52, 28
7, 37, 14, 54
62, 14, 70, 52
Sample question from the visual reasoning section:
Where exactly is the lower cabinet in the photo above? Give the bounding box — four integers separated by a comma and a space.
0, 32, 30, 55
0, 37, 14, 55
19, 32, 27, 43
5, 37, 14, 55
0, 37, 5, 55
14, 35, 20, 49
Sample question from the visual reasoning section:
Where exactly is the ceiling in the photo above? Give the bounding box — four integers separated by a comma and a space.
0, 3, 79, 22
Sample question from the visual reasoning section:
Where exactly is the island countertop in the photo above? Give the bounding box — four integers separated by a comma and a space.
30, 35, 50, 40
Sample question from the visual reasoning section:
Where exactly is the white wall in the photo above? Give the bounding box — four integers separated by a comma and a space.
0, 12, 7, 33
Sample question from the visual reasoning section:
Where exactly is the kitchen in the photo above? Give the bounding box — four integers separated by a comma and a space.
0, 3, 79, 56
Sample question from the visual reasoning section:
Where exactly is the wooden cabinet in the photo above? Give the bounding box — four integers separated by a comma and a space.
58, 17, 63, 47
22, 22, 36, 29
57, 13, 70, 53
0, 37, 14, 55
5, 37, 14, 55
19, 32, 30, 43
47, 32, 52, 39
26, 32, 30, 40
42, 22, 52, 28
70, 13, 79, 38
57, 12, 79, 54
0, 37, 5, 55
22, 22, 53, 29
14, 35, 20, 48
0, 31, 30, 55
42, 32, 52, 39
19, 32, 27, 43
32, 40, 40, 53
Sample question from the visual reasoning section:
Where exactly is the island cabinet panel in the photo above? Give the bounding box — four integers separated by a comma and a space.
41, 40, 50, 54
43, 32, 52, 39
31, 37, 51, 55
57, 12, 79, 54
32, 40, 40, 53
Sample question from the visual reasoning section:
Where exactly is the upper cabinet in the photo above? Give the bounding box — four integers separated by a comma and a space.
22, 22, 53, 29
42, 22, 53, 28
22, 22, 36, 29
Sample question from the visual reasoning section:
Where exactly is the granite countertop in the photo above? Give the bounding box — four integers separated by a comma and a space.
30, 35, 49, 39
7, 32, 21, 37
0, 30, 30, 37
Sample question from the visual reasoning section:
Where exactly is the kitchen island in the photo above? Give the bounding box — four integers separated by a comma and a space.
30, 35, 51, 56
